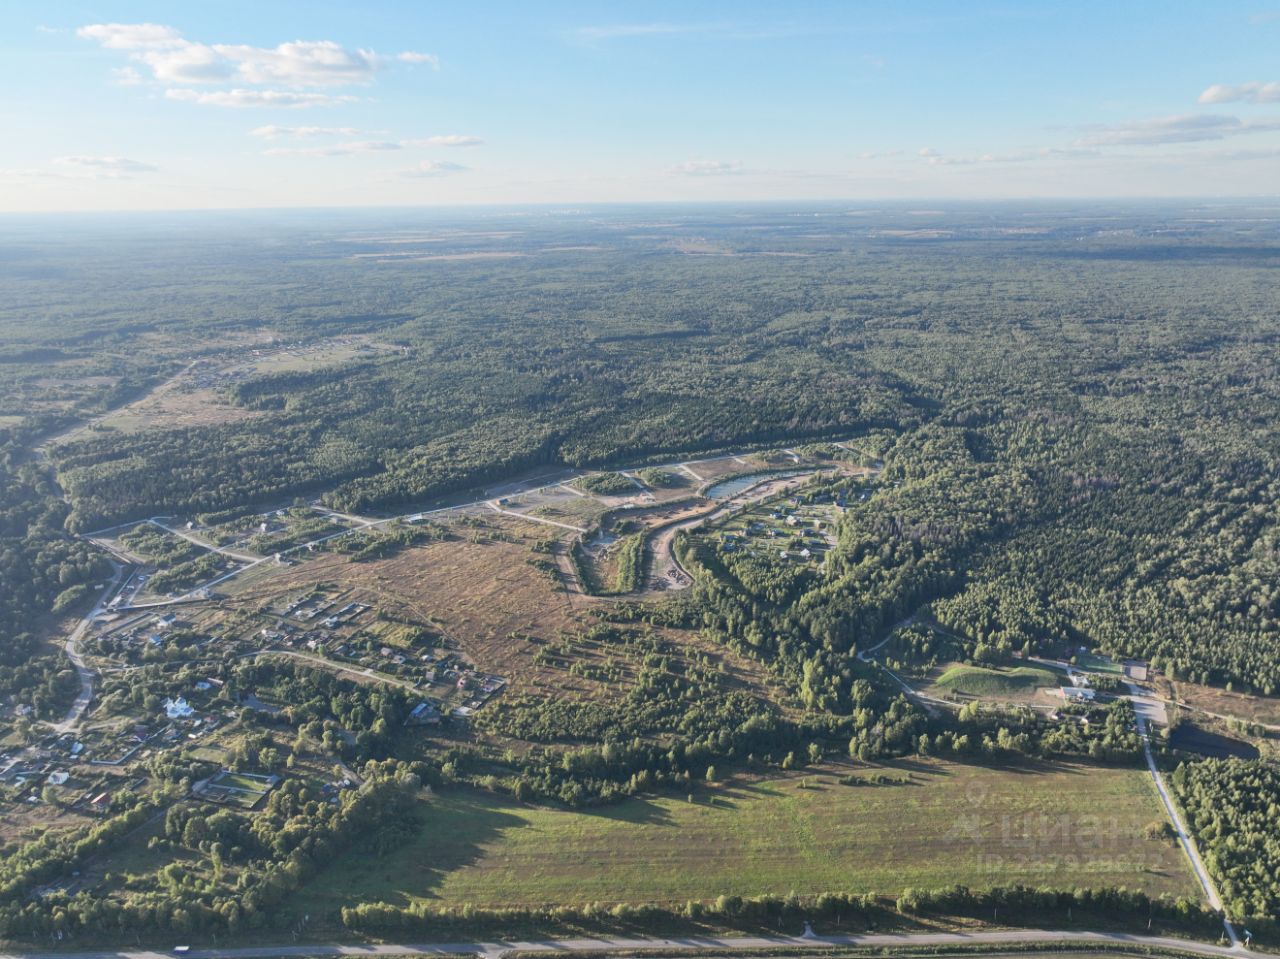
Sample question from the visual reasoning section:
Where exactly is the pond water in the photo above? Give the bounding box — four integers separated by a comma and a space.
1169, 723, 1259, 760
704, 470, 806, 500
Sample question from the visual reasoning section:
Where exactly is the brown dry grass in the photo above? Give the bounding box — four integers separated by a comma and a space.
1159, 677, 1280, 728
212, 515, 776, 708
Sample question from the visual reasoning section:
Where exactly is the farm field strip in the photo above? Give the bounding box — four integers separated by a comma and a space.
297, 760, 1198, 913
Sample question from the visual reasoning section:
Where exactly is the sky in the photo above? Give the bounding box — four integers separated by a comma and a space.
2, 0, 1279, 211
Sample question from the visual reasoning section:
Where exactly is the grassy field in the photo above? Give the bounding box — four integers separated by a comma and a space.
935, 665, 1061, 697
1074, 652, 1125, 676
298, 759, 1195, 913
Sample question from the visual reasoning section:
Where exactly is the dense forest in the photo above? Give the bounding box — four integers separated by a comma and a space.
1173, 758, 1280, 922
4, 204, 1277, 689
2, 202, 1280, 935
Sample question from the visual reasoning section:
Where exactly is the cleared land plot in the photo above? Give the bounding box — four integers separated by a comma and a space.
711, 496, 839, 568
300, 759, 1196, 911
51, 337, 392, 440
934, 665, 1062, 698
197, 769, 276, 809
1161, 678, 1280, 728
1074, 652, 1124, 676
216, 520, 773, 703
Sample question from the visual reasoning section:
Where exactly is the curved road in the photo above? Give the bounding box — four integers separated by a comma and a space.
0, 926, 1261, 959
54, 562, 127, 734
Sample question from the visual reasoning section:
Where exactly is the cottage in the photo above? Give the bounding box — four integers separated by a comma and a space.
164, 697, 195, 720
406, 702, 442, 726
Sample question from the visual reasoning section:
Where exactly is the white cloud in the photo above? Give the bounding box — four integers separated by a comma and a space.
77, 22, 183, 50
909, 146, 1101, 167
1198, 81, 1280, 104
53, 156, 157, 178
404, 134, 483, 147
265, 140, 403, 157
264, 135, 483, 157
165, 88, 357, 109
211, 40, 384, 86
397, 51, 439, 67
0, 167, 64, 181
667, 159, 744, 176
856, 149, 904, 160
400, 159, 469, 177
139, 43, 234, 84
79, 23, 436, 90
250, 125, 362, 139
111, 66, 143, 86
1074, 113, 1280, 146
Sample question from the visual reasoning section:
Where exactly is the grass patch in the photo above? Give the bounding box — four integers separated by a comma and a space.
297, 759, 1195, 912
1074, 652, 1125, 676
936, 665, 1061, 697
577, 472, 639, 496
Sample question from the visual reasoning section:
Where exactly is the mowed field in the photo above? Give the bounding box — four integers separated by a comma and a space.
299, 759, 1196, 913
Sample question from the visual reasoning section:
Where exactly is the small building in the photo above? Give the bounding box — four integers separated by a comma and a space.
406, 702, 442, 726
1063, 687, 1096, 704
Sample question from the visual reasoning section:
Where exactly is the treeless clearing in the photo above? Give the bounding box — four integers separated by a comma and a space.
916, 662, 1063, 709
1160, 677, 1280, 728
297, 758, 1196, 913
216, 516, 773, 704
48, 336, 394, 441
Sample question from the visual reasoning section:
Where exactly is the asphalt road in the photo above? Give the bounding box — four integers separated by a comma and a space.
54, 562, 127, 734
1131, 686, 1240, 948
0, 927, 1261, 959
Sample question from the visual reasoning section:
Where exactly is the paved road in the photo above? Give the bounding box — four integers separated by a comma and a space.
248, 649, 424, 694
313, 506, 381, 528
1131, 683, 1240, 948
0, 927, 1262, 959
53, 563, 127, 734
149, 518, 262, 564
486, 500, 587, 533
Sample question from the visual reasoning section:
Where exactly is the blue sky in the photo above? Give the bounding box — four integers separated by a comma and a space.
3, 1, 1279, 210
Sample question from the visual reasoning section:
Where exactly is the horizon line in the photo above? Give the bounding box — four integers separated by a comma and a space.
3, 195, 1280, 217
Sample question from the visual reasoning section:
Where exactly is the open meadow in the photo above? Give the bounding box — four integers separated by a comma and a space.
296, 759, 1197, 915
